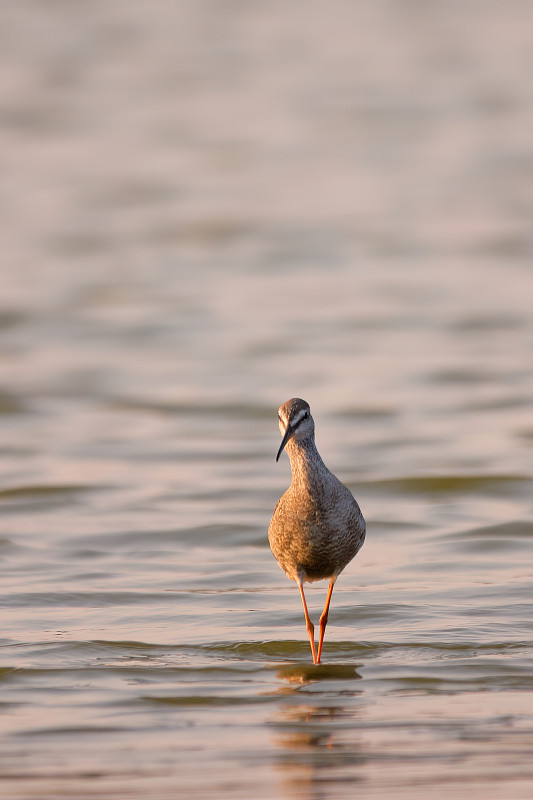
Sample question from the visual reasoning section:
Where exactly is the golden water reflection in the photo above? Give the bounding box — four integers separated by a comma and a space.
270, 665, 364, 799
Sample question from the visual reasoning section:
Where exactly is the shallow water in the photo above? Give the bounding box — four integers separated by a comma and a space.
1, 1, 533, 798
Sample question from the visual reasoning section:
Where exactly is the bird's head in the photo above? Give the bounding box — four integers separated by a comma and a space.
276, 398, 315, 462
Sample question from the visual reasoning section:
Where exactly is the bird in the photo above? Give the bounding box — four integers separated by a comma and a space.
268, 398, 365, 664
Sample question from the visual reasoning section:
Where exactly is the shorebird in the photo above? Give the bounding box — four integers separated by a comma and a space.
268, 398, 365, 664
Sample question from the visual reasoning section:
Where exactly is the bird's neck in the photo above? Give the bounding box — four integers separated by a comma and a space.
286, 436, 328, 489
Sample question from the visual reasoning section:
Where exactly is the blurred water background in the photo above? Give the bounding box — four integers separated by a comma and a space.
1, 1, 533, 798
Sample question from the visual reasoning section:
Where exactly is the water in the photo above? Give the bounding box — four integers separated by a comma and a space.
1, 1, 533, 798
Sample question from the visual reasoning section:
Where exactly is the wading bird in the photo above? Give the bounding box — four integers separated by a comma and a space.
268, 398, 365, 664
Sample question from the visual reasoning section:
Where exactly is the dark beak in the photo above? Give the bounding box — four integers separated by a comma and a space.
276, 424, 294, 462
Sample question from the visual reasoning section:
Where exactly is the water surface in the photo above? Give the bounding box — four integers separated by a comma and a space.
1, 2, 533, 798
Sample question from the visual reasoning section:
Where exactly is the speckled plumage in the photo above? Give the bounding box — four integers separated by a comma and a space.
268, 398, 365, 663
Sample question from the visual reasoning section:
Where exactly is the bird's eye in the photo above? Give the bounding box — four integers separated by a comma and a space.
303, 411, 309, 420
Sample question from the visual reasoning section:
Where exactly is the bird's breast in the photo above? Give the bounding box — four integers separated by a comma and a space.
268, 480, 364, 583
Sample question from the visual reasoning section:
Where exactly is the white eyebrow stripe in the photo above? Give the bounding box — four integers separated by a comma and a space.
291, 408, 309, 426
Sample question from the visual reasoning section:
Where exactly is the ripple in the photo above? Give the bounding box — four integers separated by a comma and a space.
0, 390, 28, 415
140, 694, 272, 707
105, 397, 273, 420
0, 591, 179, 608
362, 474, 532, 496
440, 520, 533, 554
0, 483, 97, 499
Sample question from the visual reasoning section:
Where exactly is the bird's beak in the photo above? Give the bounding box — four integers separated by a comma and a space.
276, 424, 294, 462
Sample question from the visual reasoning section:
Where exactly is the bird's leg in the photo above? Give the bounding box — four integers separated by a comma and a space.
298, 580, 317, 664
316, 577, 337, 664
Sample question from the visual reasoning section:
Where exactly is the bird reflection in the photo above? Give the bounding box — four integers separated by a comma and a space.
276, 663, 362, 686
270, 665, 364, 799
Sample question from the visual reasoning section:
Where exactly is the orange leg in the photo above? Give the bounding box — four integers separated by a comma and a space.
316, 577, 337, 664
298, 580, 317, 664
